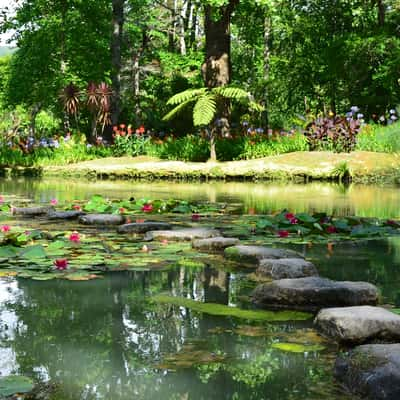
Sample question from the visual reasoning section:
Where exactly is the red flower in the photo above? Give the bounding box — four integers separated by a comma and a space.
285, 213, 295, 220
119, 207, 126, 214
142, 204, 153, 213
278, 230, 289, 238
69, 232, 80, 243
290, 217, 298, 224
326, 225, 337, 234
73, 204, 82, 211
54, 259, 68, 271
1, 225, 10, 233
138, 125, 145, 134
191, 213, 200, 221
136, 218, 145, 223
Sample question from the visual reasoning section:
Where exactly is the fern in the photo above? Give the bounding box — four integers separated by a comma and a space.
167, 88, 207, 106
163, 99, 194, 121
193, 94, 217, 126
213, 87, 249, 100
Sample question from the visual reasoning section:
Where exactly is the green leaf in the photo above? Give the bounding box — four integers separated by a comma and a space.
18, 245, 47, 259
271, 342, 325, 353
193, 94, 217, 126
0, 376, 34, 397
166, 88, 207, 105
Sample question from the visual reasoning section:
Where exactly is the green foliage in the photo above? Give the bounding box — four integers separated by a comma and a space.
357, 123, 400, 153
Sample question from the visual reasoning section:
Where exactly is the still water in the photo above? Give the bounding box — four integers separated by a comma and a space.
0, 178, 399, 399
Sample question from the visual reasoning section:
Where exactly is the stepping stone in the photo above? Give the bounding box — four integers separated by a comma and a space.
315, 306, 400, 344
251, 277, 378, 312
47, 210, 85, 220
335, 344, 400, 400
192, 237, 240, 251
144, 228, 220, 241
12, 206, 53, 216
224, 245, 303, 265
79, 214, 125, 225
256, 258, 319, 280
117, 222, 172, 234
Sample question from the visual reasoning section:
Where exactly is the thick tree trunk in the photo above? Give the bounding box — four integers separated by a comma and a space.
110, 0, 125, 130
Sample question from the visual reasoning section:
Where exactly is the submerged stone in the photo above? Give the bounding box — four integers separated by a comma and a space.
144, 228, 220, 241
79, 214, 125, 225
224, 245, 303, 265
257, 258, 318, 279
335, 344, 400, 400
192, 236, 240, 251
47, 210, 85, 220
117, 221, 172, 234
13, 206, 53, 216
251, 277, 378, 311
315, 306, 400, 344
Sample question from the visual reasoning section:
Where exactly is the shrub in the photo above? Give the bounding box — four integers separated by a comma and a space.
356, 122, 400, 153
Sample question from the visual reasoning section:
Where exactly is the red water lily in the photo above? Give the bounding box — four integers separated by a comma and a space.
290, 217, 298, 224
1, 225, 10, 233
54, 259, 68, 271
191, 213, 200, 221
142, 204, 153, 213
285, 213, 295, 220
278, 230, 289, 238
326, 225, 337, 234
73, 204, 82, 211
69, 232, 80, 243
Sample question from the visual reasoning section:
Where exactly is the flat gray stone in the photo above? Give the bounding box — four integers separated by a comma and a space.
335, 344, 400, 400
315, 306, 400, 344
13, 206, 53, 216
192, 237, 240, 251
256, 258, 319, 280
79, 214, 125, 225
224, 245, 303, 265
47, 210, 85, 220
117, 222, 172, 234
251, 277, 378, 311
144, 228, 220, 241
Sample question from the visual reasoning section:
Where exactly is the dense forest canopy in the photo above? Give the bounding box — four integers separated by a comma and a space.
0, 0, 398, 136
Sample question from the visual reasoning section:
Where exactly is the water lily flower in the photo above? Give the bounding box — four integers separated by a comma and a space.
1, 225, 10, 233
278, 230, 289, 238
191, 213, 200, 221
69, 232, 80, 243
119, 207, 126, 214
73, 204, 82, 211
142, 204, 153, 213
50, 198, 58, 206
290, 217, 298, 224
326, 225, 337, 234
285, 213, 295, 220
0, 196, 3, 204
54, 259, 68, 271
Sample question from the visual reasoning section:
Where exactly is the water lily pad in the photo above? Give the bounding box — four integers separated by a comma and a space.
152, 295, 312, 321
0, 375, 34, 396
18, 245, 47, 259
271, 342, 325, 353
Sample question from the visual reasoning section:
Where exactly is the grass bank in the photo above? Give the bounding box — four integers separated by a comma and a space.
22, 151, 399, 183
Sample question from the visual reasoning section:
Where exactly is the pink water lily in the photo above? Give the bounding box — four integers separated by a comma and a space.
285, 212, 295, 220
191, 213, 200, 221
1, 225, 10, 233
54, 259, 68, 271
0, 196, 4, 204
290, 217, 298, 224
73, 204, 82, 211
142, 204, 153, 213
50, 198, 58, 206
326, 225, 337, 234
69, 232, 80, 243
278, 230, 289, 238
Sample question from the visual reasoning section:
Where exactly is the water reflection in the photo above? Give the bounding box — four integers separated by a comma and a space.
0, 268, 348, 400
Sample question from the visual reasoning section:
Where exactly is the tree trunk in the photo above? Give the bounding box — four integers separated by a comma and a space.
29, 103, 42, 137
376, 0, 385, 27
110, 0, 125, 130
263, 12, 271, 130
167, 0, 176, 52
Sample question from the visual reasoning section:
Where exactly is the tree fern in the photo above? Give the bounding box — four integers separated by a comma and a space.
213, 86, 249, 101
193, 94, 217, 126
167, 88, 207, 106
162, 99, 194, 121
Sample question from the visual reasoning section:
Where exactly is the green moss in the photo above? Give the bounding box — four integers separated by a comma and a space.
271, 342, 326, 353
152, 294, 312, 321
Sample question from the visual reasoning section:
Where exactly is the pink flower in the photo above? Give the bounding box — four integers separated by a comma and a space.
326, 225, 337, 234
1, 225, 10, 233
161, 239, 168, 246
290, 217, 298, 224
54, 259, 68, 271
191, 213, 200, 221
73, 204, 81, 211
285, 213, 295, 220
142, 204, 153, 213
0, 196, 3, 204
50, 198, 58, 206
69, 232, 80, 243
278, 230, 289, 238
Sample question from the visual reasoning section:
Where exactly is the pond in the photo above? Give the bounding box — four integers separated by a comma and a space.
0, 178, 399, 399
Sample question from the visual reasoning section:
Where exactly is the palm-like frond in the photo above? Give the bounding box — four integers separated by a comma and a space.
162, 99, 195, 121
249, 101, 265, 112
213, 86, 249, 101
167, 88, 207, 106
193, 94, 217, 126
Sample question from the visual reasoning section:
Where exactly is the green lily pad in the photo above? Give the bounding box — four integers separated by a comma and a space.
18, 245, 47, 259
152, 295, 312, 321
271, 342, 326, 353
0, 375, 34, 396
